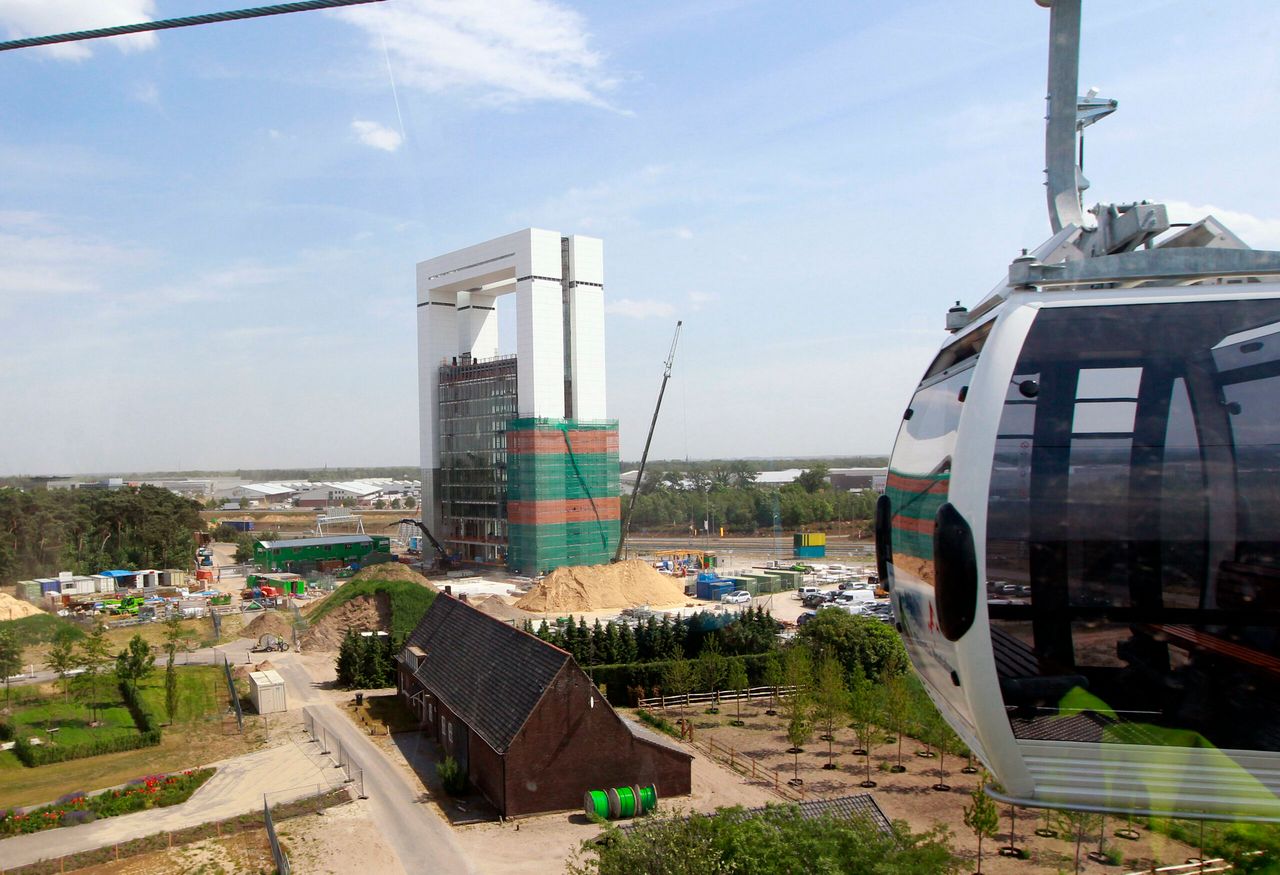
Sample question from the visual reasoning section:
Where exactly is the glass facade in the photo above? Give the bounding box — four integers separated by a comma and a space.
987, 299, 1280, 751
438, 355, 518, 563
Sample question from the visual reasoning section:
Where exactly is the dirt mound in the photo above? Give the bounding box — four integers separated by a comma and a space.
0, 591, 44, 620
514, 560, 689, 613
301, 593, 391, 651
473, 596, 534, 623
351, 562, 439, 591
243, 611, 295, 641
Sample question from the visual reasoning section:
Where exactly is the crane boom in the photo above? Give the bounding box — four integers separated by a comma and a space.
614, 320, 682, 562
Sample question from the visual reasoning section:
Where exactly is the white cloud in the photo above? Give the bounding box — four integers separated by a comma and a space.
334, 0, 618, 107
1163, 201, 1280, 251
606, 298, 675, 319
0, 1, 157, 60
131, 81, 159, 106
688, 291, 716, 311
0, 212, 145, 298
351, 119, 403, 152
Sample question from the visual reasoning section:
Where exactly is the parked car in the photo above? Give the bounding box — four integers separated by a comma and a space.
721, 590, 752, 605
796, 585, 820, 600
796, 610, 817, 626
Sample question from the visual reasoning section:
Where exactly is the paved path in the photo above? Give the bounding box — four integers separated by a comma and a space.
0, 740, 339, 870
301, 701, 473, 874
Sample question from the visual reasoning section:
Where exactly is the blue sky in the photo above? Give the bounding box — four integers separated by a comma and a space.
2, 0, 1279, 474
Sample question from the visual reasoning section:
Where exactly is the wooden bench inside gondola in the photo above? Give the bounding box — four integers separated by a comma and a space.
992, 626, 1088, 706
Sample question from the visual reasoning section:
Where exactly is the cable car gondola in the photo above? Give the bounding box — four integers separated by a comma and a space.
877, 0, 1280, 822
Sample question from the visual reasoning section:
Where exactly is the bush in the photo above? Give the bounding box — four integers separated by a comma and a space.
636, 709, 679, 738
13, 730, 160, 767
436, 755, 467, 796
0, 721, 12, 742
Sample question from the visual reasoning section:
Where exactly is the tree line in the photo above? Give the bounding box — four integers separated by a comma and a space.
626, 462, 879, 533
523, 606, 781, 668
0, 486, 204, 584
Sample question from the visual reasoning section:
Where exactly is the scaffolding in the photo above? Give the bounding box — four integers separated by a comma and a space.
506, 418, 621, 575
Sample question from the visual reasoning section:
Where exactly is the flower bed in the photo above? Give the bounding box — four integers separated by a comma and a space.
0, 768, 215, 837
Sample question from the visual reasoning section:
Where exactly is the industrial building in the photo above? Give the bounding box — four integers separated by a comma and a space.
253, 534, 391, 571
397, 595, 691, 817
417, 229, 620, 574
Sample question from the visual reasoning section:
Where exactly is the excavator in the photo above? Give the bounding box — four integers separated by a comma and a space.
392, 518, 456, 573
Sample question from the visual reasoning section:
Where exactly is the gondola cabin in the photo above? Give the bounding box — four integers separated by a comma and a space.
877, 0, 1280, 821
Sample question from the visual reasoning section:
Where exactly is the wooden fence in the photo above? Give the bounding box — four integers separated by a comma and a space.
638, 685, 797, 711
693, 735, 806, 803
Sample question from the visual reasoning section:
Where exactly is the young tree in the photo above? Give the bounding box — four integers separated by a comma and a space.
847, 662, 878, 787
812, 655, 849, 770
46, 627, 82, 702
161, 615, 195, 725
778, 648, 813, 784
880, 655, 911, 772
662, 649, 694, 730
964, 773, 1000, 875
695, 641, 726, 712
79, 623, 112, 723
761, 651, 783, 716
115, 634, 155, 692
0, 627, 22, 704
725, 658, 749, 727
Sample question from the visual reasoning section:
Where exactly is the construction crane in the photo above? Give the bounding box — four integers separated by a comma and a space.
391, 518, 455, 573
613, 320, 682, 562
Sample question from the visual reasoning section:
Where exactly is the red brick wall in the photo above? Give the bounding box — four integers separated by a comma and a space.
502, 664, 691, 817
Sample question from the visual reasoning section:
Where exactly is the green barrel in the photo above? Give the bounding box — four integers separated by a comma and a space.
638, 784, 658, 813
584, 789, 609, 818
605, 787, 621, 818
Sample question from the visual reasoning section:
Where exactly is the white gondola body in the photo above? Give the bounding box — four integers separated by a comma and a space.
884, 284, 1280, 820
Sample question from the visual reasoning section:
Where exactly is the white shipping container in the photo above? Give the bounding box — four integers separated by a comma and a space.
93, 575, 116, 594
248, 670, 287, 714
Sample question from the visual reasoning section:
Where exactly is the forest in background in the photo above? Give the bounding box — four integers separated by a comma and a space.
0, 487, 203, 584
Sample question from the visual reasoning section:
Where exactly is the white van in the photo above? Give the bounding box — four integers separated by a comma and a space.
797, 585, 821, 599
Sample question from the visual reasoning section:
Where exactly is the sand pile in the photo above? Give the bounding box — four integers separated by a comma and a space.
0, 591, 44, 621
474, 596, 534, 623
514, 560, 688, 613
351, 562, 439, 591
244, 611, 295, 641
301, 594, 391, 651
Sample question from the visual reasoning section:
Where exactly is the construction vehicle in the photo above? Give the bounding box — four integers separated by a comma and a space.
614, 320, 682, 562
392, 518, 456, 572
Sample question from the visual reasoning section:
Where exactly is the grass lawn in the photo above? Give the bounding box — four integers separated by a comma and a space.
0, 665, 261, 810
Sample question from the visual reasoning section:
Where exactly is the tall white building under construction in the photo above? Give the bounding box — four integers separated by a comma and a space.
416, 229, 620, 573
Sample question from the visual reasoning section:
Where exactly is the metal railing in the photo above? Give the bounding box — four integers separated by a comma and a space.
221, 654, 244, 733
302, 707, 366, 799
1123, 861, 1232, 875
263, 798, 290, 875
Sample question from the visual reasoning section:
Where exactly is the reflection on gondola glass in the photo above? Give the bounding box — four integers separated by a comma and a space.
987, 300, 1280, 752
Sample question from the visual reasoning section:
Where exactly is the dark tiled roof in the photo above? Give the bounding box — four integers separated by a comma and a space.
405, 595, 569, 753
620, 793, 891, 835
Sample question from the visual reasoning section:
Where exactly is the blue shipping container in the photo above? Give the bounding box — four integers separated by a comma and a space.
39, 579, 60, 594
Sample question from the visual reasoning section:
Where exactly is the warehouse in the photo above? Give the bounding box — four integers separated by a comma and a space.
253, 534, 391, 571
397, 595, 691, 817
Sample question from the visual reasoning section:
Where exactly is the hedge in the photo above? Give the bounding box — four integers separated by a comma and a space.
11, 680, 162, 767
587, 653, 775, 706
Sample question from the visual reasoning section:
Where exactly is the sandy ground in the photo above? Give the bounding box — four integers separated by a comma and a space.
670, 703, 1201, 874
278, 798, 405, 875
70, 832, 276, 875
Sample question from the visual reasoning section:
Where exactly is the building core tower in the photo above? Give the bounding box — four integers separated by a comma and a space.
417, 229, 620, 574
